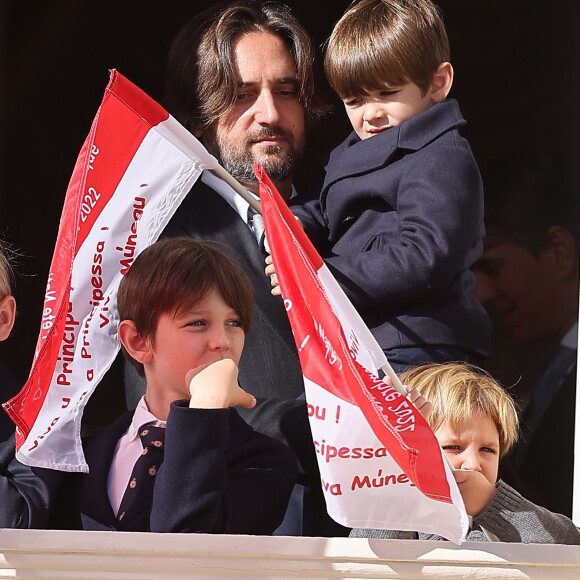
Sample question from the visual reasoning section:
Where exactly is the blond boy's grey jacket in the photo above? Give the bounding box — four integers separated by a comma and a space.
350, 480, 580, 544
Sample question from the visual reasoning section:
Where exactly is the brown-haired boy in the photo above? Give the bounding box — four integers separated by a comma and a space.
1, 238, 296, 532
351, 363, 580, 543
287, 0, 490, 371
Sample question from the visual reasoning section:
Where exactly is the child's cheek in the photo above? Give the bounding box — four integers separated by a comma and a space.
446, 454, 462, 471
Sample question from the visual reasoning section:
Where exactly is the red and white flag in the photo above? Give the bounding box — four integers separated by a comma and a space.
257, 166, 468, 543
3, 70, 218, 472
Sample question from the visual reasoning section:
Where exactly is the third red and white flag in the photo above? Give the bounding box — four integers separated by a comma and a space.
258, 165, 468, 544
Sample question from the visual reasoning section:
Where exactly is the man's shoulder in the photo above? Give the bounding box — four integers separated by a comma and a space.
163, 177, 243, 239
174, 178, 233, 212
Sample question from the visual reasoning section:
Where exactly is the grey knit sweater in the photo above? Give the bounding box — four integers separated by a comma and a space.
350, 480, 580, 544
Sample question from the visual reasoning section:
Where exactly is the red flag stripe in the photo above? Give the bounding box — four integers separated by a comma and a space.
3, 71, 209, 470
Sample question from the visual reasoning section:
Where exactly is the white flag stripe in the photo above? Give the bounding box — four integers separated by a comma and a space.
317, 265, 406, 392
305, 380, 467, 541
155, 116, 219, 170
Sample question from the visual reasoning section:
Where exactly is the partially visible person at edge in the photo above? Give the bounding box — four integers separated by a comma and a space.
0, 241, 61, 531
0, 239, 19, 442
121, 0, 347, 536
273, 0, 490, 372
351, 362, 580, 544
472, 152, 579, 518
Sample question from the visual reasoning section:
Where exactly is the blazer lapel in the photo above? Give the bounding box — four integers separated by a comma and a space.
79, 412, 134, 528
165, 180, 266, 280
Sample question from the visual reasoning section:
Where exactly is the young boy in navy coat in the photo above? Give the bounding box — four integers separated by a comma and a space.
278, 0, 490, 371
1, 238, 297, 533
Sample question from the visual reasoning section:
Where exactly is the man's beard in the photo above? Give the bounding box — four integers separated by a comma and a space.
204, 127, 303, 186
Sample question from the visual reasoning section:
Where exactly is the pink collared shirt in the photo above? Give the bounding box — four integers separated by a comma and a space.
107, 396, 166, 514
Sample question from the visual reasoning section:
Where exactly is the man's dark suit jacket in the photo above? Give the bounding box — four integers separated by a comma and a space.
0, 401, 296, 533
503, 349, 577, 518
293, 99, 490, 359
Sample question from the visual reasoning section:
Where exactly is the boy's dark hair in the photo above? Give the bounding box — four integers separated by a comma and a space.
164, 0, 326, 134
325, 0, 449, 98
117, 238, 254, 376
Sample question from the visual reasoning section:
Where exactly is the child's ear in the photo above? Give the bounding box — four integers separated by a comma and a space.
118, 320, 153, 365
0, 295, 16, 341
430, 62, 454, 103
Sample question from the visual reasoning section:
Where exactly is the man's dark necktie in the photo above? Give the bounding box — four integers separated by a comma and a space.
116, 423, 166, 530
247, 206, 267, 255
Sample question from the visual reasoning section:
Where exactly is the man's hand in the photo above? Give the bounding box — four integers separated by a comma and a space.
263, 215, 303, 297
453, 469, 496, 516
264, 255, 281, 296
186, 359, 256, 409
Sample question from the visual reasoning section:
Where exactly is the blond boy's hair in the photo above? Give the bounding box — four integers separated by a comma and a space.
325, 0, 450, 98
399, 363, 519, 457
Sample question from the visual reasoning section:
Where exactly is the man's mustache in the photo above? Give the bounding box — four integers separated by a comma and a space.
247, 127, 290, 141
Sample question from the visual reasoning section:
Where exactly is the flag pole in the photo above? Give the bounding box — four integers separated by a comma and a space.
380, 361, 407, 394
211, 165, 262, 214
153, 116, 261, 214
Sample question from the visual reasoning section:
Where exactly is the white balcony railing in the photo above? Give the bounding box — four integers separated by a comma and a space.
1, 528, 579, 579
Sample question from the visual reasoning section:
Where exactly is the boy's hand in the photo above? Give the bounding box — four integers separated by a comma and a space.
382, 375, 433, 419
264, 255, 281, 296
186, 359, 256, 409
405, 384, 432, 420
453, 469, 496, 516
263, 215, 302, 297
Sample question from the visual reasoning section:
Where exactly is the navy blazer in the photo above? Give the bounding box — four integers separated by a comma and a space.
47, 402, 297, 533
294, 99, 490, 356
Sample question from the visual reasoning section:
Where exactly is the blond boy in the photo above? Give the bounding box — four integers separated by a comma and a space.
351, 363, 580, 543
